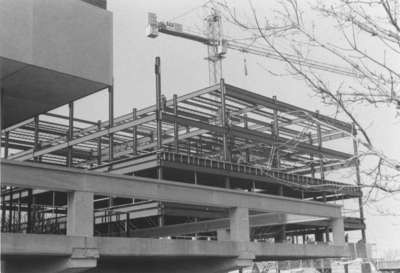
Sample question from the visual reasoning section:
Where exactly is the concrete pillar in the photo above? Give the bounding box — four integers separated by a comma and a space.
217, 228, 230, 241
66, 208, 99, 273
67, 191, 93, 237
330, 217, 345, 245
229, 207, 250, 242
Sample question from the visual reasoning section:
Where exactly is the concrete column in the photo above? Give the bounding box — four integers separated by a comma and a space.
229, 207, 250, 242
330, 217, 345, 245
67, 191, 94, 237
217, 228, 230, 241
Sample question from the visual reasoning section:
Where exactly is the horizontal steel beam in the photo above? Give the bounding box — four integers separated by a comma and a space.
8, 114, 156, 161
226, 85, 353, 132
162, 113, 352, 160
1, 160, 342, 218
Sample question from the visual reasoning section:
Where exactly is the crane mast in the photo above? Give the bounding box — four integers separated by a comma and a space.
204, 9, 225, 84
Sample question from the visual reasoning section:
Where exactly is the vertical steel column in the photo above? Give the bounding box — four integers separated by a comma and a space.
66, 101, 74, 167
196, 138, 200, 155
33, 115, 39, 162
97, 120, 102, 165
244, 114, 250, 163
273, 99, 285, 242
221, 81, 231, 189
316, 111, 325, 181
316, 113, 329, 241
352, 124, 367, 241
156, 209, 164, 229
53, 191, 58, 233
0, 88, 4, 130
315, 229, 324, 242
108, 85, 114, 164
186, 126, 190, 156
126, 212, 130, 237
107, 197, 113, 234
17, 191, 21, 231
155, 57, 162, 151
220, 79, 230, 161
155, 57, 163, 180
27, 189, 32, 233
272, 96, 280, 169
4, 131, 9, 158
199, 135, 203, 155
308, 133, 316, 179
173, 95, 179, 153
161, 95, 167, 111
155, 59, 164, 229
221, 79, 230, 193
150, 132, 154, 143
132, 108, 137, 155
1, 188, 5, 231
8, 189, 13, 232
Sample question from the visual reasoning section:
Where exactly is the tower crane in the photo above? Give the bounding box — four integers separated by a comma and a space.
146, 10, 357, 85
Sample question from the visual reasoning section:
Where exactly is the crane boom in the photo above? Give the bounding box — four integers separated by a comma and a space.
227, 41, 357, 77
146, 12, 358, 81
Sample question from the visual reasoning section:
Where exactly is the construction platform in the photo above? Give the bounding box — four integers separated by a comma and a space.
2, 81, 364, 239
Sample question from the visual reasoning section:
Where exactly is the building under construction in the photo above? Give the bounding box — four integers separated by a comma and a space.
1, 1, 369, 273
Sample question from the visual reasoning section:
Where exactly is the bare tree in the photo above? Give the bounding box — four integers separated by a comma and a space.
218, 0, 400, 199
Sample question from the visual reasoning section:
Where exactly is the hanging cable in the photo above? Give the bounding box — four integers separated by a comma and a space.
243, 54, 248, 76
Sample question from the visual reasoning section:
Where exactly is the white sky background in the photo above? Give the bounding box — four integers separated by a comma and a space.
68, 0, 400, 255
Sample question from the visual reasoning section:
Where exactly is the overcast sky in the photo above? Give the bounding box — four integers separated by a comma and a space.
67, 0, 400, 255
